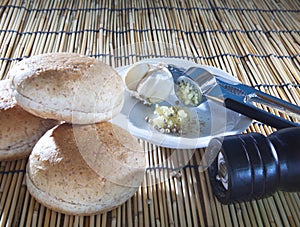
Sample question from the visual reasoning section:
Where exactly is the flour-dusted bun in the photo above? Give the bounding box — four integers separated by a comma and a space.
10, 53, 124, 124
0, 79, 57, 161
26, 122, 145, 215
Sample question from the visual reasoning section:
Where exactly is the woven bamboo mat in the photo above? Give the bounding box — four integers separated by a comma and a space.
1, 0, 300, 226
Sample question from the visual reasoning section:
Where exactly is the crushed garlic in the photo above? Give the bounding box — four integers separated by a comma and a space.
176, 81, 201, 106
145, 105, 190, 134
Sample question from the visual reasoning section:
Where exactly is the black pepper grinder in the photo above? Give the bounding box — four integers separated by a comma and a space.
208, 127, 300, 204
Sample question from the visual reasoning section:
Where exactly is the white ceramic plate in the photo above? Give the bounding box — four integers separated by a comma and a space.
111, 58, 252, 149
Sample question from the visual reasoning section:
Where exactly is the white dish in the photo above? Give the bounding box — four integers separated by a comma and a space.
111, 58, 252, 149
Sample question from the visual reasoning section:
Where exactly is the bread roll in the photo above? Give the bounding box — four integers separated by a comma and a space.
0, 79, 57, 161
26, 122, 145, 215
10, 53, 124, 124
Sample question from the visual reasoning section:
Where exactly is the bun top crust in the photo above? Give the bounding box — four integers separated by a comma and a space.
0, 79, 16, 109
27, 122, 145, 212
0, 79, 57, 160
10, 53, 124, 124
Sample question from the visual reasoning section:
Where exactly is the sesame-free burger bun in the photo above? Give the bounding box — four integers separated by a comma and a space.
10, 53, 124, 124
26, 122, 145, 215
0, 79, 57, 161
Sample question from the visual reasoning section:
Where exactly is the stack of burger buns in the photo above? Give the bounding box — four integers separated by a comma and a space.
2, 53, 145, 215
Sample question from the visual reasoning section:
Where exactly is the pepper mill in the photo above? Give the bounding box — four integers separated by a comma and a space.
208, 127, 300, 204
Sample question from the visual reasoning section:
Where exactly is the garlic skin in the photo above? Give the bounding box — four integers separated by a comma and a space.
124, 62, 174, 104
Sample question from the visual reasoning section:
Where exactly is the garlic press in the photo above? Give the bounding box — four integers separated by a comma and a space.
168, 65, 300, 129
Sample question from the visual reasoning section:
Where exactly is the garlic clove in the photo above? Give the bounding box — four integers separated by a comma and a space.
137, 68, 174, 103
124, 62, 174, 104
124, 62, 150, 91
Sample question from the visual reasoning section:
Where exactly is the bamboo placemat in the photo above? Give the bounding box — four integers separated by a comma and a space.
1, 0, 300, 226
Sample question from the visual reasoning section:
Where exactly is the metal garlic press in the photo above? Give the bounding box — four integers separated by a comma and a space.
168, 65, 300, 129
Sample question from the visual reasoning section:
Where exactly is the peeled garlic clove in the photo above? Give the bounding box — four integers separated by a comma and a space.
124, 62, 174, 104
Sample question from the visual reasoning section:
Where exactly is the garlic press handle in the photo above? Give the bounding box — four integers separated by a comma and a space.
223, 89, 300, 129
248, 88, 300, 118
